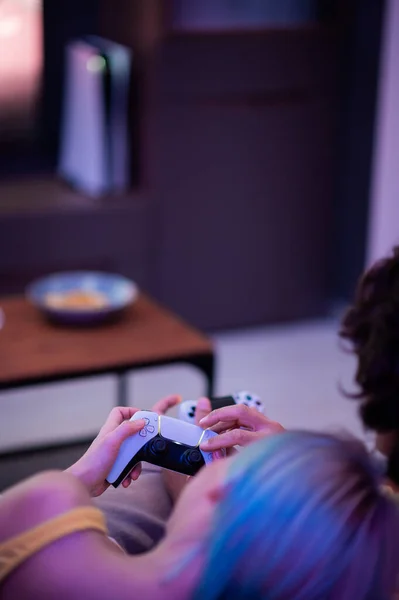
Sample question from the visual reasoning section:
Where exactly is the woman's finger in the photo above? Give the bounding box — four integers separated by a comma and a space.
199, 404, 260, 430
129, 463, 142, 481
208, 420, 239, 434
152, 395, 182, 415
195, 397, 212, 425
120, 463, 141, 488
201, 428, 266, 451
200, 405, 280, 433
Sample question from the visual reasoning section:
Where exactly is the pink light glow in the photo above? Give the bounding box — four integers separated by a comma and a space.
0, 0, 42, 135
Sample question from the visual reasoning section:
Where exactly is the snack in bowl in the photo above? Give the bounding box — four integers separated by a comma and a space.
44, 290, 109, 311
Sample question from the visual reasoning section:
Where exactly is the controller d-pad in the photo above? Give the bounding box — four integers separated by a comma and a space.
139, 429, 147, 437
146, 425, 155, 433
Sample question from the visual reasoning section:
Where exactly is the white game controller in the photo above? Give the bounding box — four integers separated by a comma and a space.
179, 391, 264, 424
106, 411, 223, 487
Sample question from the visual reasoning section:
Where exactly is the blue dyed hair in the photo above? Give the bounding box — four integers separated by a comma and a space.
193, 432, 399, 600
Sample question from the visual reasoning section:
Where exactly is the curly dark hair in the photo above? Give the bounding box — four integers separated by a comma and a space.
340, 246, 399, 484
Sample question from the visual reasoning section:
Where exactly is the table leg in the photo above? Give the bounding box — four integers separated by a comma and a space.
117, 372, 129, 407
186, 354, 215, 398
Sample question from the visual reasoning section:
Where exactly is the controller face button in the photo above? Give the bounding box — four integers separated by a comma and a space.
148, 438, 168, 456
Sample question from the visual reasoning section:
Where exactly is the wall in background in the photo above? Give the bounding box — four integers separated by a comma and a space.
367, 0, 399, 263
171, 0, 318, 30
147, 29, 342, 329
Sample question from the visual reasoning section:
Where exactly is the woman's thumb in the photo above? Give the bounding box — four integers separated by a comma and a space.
105, 419, 145, 453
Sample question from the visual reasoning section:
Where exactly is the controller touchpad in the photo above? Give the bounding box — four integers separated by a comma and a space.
160, 416, 201, 447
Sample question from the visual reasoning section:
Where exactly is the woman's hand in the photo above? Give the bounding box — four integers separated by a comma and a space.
67, 395, 181, 497
67, 407, 144, 497
162, 397, 214, 502
164, 399, 285, 503
199, 403, 285, 454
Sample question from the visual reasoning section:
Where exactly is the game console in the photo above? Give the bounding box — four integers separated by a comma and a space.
179, 391, 264, 424
58, 36, 132, 197
106, 411, 223, 487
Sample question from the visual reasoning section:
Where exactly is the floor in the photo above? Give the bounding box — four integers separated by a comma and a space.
0, 316, 366, 491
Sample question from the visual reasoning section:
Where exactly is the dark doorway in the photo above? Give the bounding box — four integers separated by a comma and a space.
330, 0, 386, 301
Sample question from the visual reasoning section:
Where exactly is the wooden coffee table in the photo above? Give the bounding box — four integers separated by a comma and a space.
0, 294, 214, 411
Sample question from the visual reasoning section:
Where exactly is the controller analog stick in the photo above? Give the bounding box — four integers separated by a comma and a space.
148, 438, 168, 456
182, 449, 202, 466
